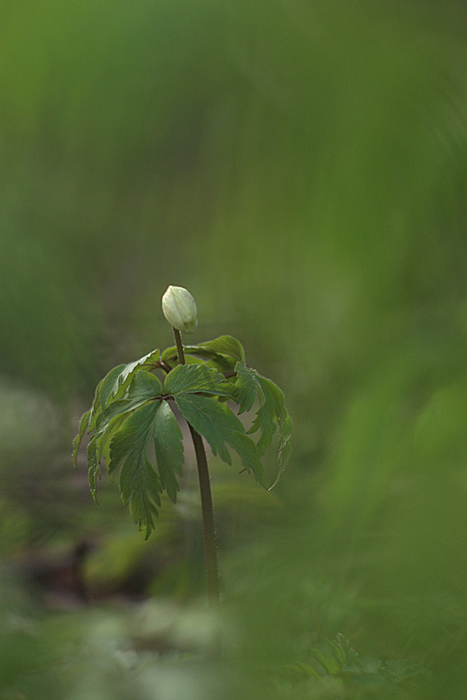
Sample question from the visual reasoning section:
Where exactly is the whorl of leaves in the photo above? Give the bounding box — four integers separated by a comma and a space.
73, 336, 292, 538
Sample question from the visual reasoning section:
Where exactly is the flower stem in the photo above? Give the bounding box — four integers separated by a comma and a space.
172, 328, 220, 606
173, 327, 186, 365
188, 424, 220, 605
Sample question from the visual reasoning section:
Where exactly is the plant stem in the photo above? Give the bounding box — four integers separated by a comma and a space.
188, 424, 220, 605
172, 328, 220, 606
173, 327, 186, 365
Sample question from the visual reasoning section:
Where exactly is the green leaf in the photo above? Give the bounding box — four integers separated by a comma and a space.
249, 376, 287, 454
175, 393, 266, 485
116, 348, 161, 390
89, 364, 127, 429
87, 434, 101, 502
162, 335, 245, 371
194, 336, 245, 364
248, 378, 278, 455
153, 401, 184, 503
162, 347, 232, 372
84, 372, 163, 502
311, 648, 341, 676
75, 365, 126, 475
266, 381, 293, 486
328, 634, 360, 669
99, 414, 128, 466
276, 413, 293, 478
72, 409, 91, 467
87, 372, 163, 485
109, 402, 162, 539
164, 363, 233, 397
233, 363, 293, 486
97, 371, 163, 427
89, 349, 161, 429
87, 414, 128, 502
285, 662, 322, 680
98, 364, 129, 409
233, 363, 258, 413
127, 369, 163, 398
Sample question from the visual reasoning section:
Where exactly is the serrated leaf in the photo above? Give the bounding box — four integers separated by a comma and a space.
233, 363, 258, 413
109, 402, 162, 539
162, 347, 233, 373
98, 414, 128, 465
164, 363, 233, 397
278, 414, 293, 463
98, 364, 129, 409
285, 662, 322, 680
194, 336, 245, 364
89, 350, 161, 428
86, 413, 128, 501
116, 348, 161, 390
311, 648, 341, 676
153, 401, 184, 503
122, 454, 161, 540
248, 378, 278, 455
175, 393, 265, 485
72, 409, 91, 467
87, 372, 163, 488
162, 335, 245, 371
97, 371, 163, 427
89, 364, 127, 429
255, 375, 293, 488
329, 633, 360, 669
87, 435, 101, 502
234, 366, 276, 453
233, 363, 293, 487
77, 363, 165, 529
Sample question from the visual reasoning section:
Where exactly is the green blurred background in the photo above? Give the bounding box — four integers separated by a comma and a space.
1, 0, 467, 698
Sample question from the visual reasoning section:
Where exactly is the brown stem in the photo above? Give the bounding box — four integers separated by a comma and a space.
172, 328, 220, 606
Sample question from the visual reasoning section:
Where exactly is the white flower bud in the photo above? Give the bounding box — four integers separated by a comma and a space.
162, 285, 198, 334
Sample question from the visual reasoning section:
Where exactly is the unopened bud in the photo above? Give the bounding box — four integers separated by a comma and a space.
162, 285, 198, 334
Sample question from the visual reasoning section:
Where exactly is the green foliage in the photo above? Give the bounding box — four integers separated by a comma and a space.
287, 634, 428, 696
74, 337, 292, 538
175, 393, 266, 485
234, 363, 293, 487
193, 335, 246, 364
162, 335, 246, 371
153, 401, 184, 504
164, 363, 232, 397
109, 402, 163, 540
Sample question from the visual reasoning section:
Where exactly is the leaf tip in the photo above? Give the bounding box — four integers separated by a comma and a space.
140, 523, 152, 540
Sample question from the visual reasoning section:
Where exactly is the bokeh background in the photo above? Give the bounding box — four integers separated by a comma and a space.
1, 1, 467, 698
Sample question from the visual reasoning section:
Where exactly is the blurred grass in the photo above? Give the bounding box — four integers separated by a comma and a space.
1, 0, 467, 698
